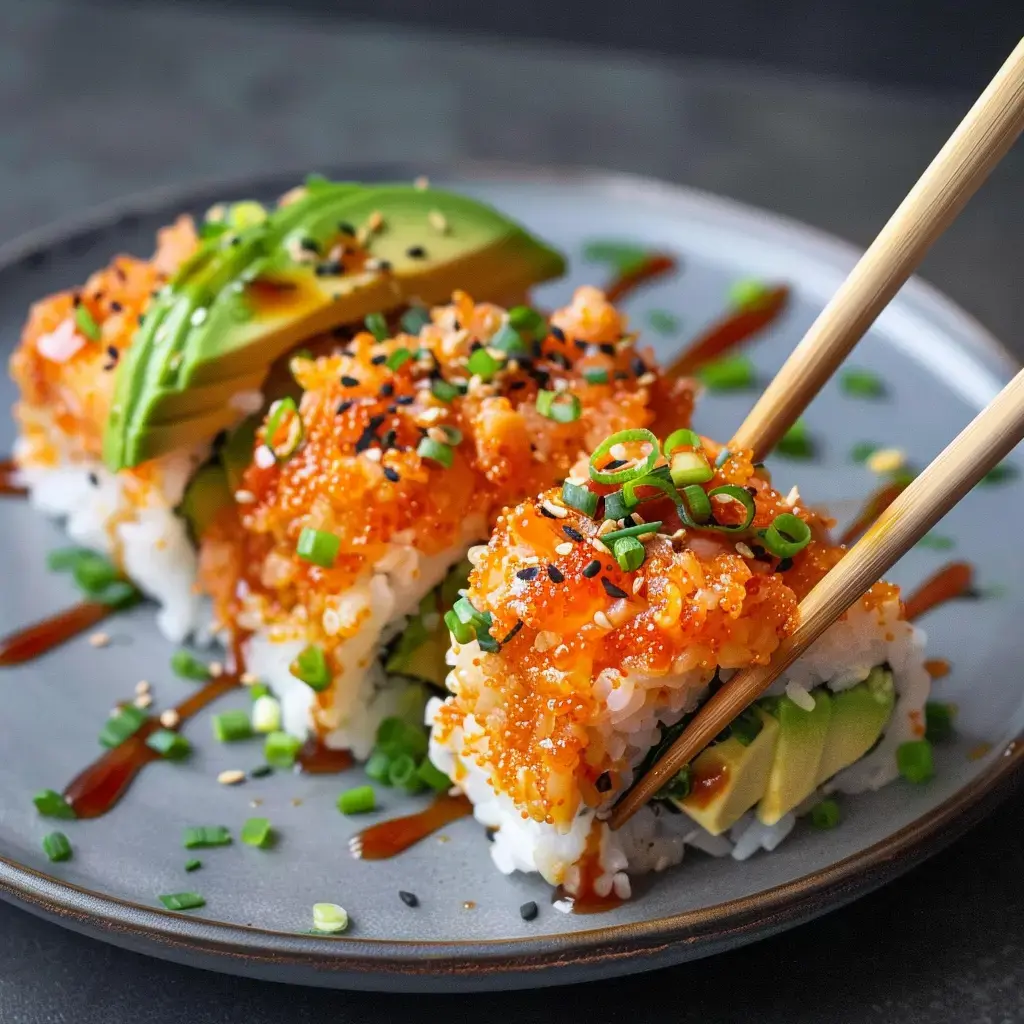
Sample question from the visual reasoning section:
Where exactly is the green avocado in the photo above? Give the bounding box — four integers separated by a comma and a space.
757, 690, 833, 826
103, 182, 565, 470
178, 462, 233, 540
815, 667, 895, 785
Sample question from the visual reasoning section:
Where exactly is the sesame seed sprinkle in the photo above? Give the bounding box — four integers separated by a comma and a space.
540, 501, 568, 519
583, 559, 601, 578
601, 577, 629, 599
88, 632, 111, 648
593, 610, 614, 630
547, 564, 565, 583
554, 542, 573, 556
562, 525, 585, 543
217, 770, 246, 786
428, 210, 448, 233
159, 709, 180, 729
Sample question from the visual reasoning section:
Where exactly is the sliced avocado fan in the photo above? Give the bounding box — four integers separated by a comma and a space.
103, 181, 566, 470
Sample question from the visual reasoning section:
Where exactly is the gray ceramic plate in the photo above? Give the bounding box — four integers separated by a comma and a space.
1, 164, 1022, 992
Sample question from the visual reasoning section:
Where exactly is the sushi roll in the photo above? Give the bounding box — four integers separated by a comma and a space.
198, 287, 695, 757
427, 429, 930, 899
8, 178, 567, 640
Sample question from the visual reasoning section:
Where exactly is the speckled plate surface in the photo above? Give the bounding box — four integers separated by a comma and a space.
1, 164, 1022, 992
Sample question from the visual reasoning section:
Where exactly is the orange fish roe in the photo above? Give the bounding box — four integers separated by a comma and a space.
199, 287, 696, 651
434, 454, 902, 827
10, 217, 199, 467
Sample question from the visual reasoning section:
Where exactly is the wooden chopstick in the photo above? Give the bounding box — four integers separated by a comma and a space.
730, 37, 1024, 464
610, 367, 1024, 829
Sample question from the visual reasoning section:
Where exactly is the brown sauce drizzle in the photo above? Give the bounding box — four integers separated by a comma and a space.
604, 254, 678, 304
247, 272, 325, 322
351, 793, 471, 860
666, 286, 790, 377
903, 562, 974, 622
0, 601, 111, 667
553, 819, 623, 914
839, 480, 908, 546
685, 758, 731, 810
295, 736, 354, 774
0, 458, 27, 497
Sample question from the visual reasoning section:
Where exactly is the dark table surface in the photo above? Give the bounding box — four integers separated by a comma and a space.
2, 1, 1023, 1021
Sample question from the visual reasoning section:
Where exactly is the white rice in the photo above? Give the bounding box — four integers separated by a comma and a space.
430, 592, 928, 894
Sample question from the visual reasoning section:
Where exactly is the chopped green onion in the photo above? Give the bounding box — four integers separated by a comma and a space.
669, 450, 714, 486
42, 831, 73, 862
365, 750, 393, 784
582, 240, 652, 276
681, 484, 711, 523
290, 645, 331, 691
375, 717, 429, 760
775, 419, 815, 460
437, 424, 462, 445
416, 757, 452, 793
621, 468, 679, 508
211, 710, 253, 743
99, 705, 148, 748
760, 513, 812, 558
583, 367, 610, 385
312, 902, 349, 934
93, 579, 140, 609
248, 682, 271, 701
159, 892, 206, 912
917, 533, 955, 551
925, 701, 956, 743
183, 826, 231, 849
701, 485, 756, 533
589, 429, 660, 485
264, 397, 304, 463
337, 785, 376, 815
46, 547, 94, 572
400, 306, 431, 334
728, 707, 765, 746
387, 753, 423, 792
663, 428, 702, 454
227, 200, 267, 229
979, 462, 1018, 486
599, 521, 663, 548
729, 278, 772, 310
184, 858, 202, 872
364, 312, 389, 341
241, 817, 273, 848
657, 765, 692, 801
386, 347, 413, 371
613, 536, 645, 572
296, 527, 340, 569
896, 739, 935, 783
850, 442, 879, 463
264, 731, 302, 768
444, 608, 476, 645
840, 368, 886, 398
33, 789, 76, 820
171, 650, 211, 682
467, 346, 501, 381
251, 694, 282, 734
75, 304, 102, 341
417, 436, 454, 468
602, 490, 633, 521
698, 355, 756, 391
145, 729, 192, 760
73, 553, 119, 594
507, 306, 547, 335
647, 309, 680, 335
490, 323, 529, 354
809, 798, 841, 829
561, 481, 598, 517
536, 390, 582, 423
430, 378, 462, 403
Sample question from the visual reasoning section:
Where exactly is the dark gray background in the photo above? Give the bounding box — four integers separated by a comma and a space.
1, 0, 1023, 1020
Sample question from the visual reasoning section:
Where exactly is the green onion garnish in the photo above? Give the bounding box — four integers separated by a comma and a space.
775, 419, 815, 460
386, 347, 413, 371
896, 739, 935, 783
669, 450, 714, 486
809, 798, 841, 829
657, 765, 692, 801
171, 650, 211, 682
211, 709, 253, 743
73, 553, 119, 594
704, 485, 756, 532
417, 436, 454, 468
226, 200, 267, 228
42, 831, 73, 862
400, 306, 431, 334
337, 785, 376, 815
364, 312, 389, 341
241, 817, 273, 848
74, 305, 101, 342
184, 858, 202, 872
33, 789, 76, 820
698, 355, 756, 391
251, 694, 282, 734
387, 753, 423, 792
925, 701, 956, 743
159, 892, 206, 912
248, 682, 272, 701
728, 708, 764, 746
444, 609, 476, 645
561, 481, 598, 517
445, 597, 499, 652
183, 826, 231, 849
507, 306, 547, 335
681, 484, 711, 523
840, 368, 885, 398
490, 323, 528, 354
365, 750, 392, 783
46, 546, 94, 572
728, 278, 772, 310
589, 429, 660, 485
613, 536, 645, 572
99, 705, 148, 748
583, 367, 610, 385
759, 513, 812, 558
647, 309, 680, 335
296, 527, 340, 569
312, 902, 349, 934
145, 729, 192, 760
850, 442, 879, 463
264, 397, 304, 463
289, 645, 331, 691
663, 428, 701, 454
599, 521, 663, 548
979, 461, 1018, 486
375, 717, 429, 760
602, 490, 632, 521
536, 390, 582, 423
467, 347, 501, 381
917, 533, 955, 551
416, 757, 452, 793
582, 240, 652, 276
264, 731, 302, 768
430, 378, 462, 403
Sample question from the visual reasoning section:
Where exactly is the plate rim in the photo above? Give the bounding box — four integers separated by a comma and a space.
1, 159, 1021, 989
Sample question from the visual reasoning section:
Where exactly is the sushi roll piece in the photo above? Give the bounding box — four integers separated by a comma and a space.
8, 178, 566, 640
198, 287, 695, 757
427, 429, 930, 899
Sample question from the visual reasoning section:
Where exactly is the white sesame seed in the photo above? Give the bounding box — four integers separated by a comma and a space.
597, 519, 616, 537
134, 680, 151, 695
428, 210, 448, 233
367, 210, 384, 232
609, 443, 628, 461
533, 630, 559, 653
638, 531, 658, 542
671, 528, 687, 541
254, 445, 276, 469
240, 672, 259, 687
208, 661, 224, 678
735, 542, 756, 559
250, 798, 263, 808
363, 447, 382, 463
133, 693, 152, 709
593, 611, 614, 630
427, 426, 449, 444
632, 576, 645, 594
541, 501, 568, 518
159, 709, 180, 729
234, 489, 256, 504
419, 406, 446, 423
713, 493, 733, 504
785, 485, 801, 507
217, 770, 246, 786
637, 372, 656, 386
413, 175, 430, 191
866, 447, 906, 475
88, 632, 110, 648
591, 538, 607, 553
555, 542, 573, 556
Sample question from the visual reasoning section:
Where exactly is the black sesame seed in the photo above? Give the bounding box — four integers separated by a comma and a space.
341, 375, 360, 387
599, 343, 616, 357
776, 557, 794, 573
380, 429, 397, 449
470, 339, 483, 352
406, 245, 427, 259
315, 260, 344, 277
601, 576, 628, 599
547, 564, 565, 583
398, 891, 419, 908
336, 400, 354, 415
378, 259, 393, 272
573, 339, 588, 350
371, 354, 387, 366
539, 505, 558, 519
386, 404, 398, 415
72, 292, 82, 307
614, 370, 628, 380
550, 325, 566, 342
87, 472, 99, 487
485, 828, 496, 843
582, 559, 601, 578
604, 459, 627, 471
383, 466, 400, 483
501, 619, 524, 644
595, 772, 612, 793
250, 765, 274, 779
508, 380, 527, 391
516, 567, 540, 581
562, 525, 585, 543
137, 314, 145, 325
338, 221, 356, 235
299, 237, 320, 253
396, 394, 415, 406
631, 356, 647, 377
746, 486, 758, 497
452, 319, 461, 330
368, 414, 386, 432
531, 339, 544, 359
379, 382, 395, 397
106, 345, 119, 362
110, 300, 123, 312
519, 901, 539, 922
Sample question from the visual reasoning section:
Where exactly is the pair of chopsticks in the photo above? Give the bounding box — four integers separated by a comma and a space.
611, 37, 1024, 830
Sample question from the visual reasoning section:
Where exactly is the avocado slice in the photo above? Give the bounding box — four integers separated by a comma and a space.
675, 709, 779, 835
178, 462, 233, 540
815, 668, 895, 785
103, 182, 565, 470
757, 690, 833, 826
